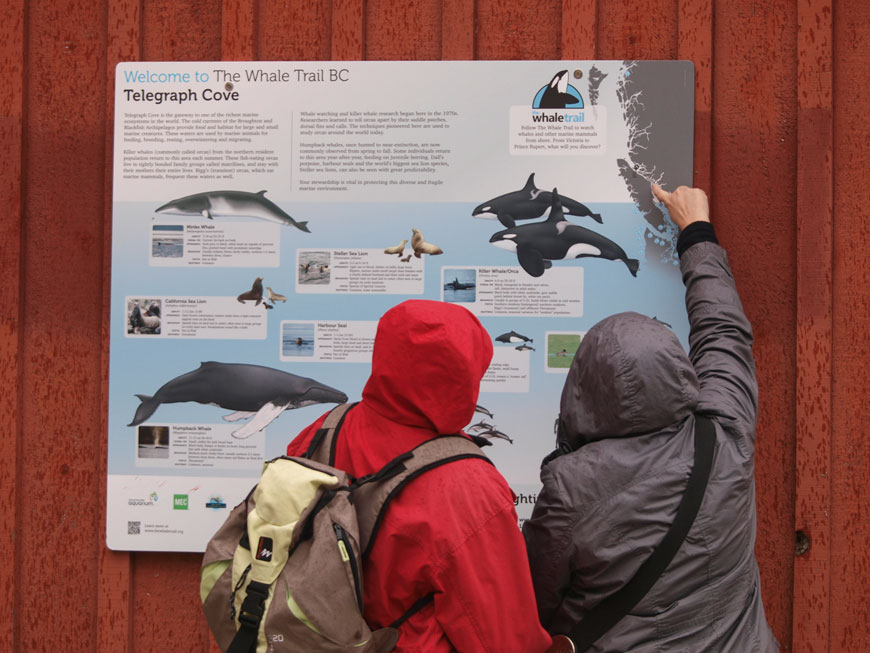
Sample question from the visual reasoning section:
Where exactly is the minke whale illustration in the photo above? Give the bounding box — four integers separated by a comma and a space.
489, 190, 639, 278
155, 190, 310, 232
472, 173, 602, 228
495, 331, 532, 344
128, 362, 347, 439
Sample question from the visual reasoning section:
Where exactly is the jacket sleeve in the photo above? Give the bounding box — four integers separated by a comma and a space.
285, 412, 329, 456
522, 464, 576, 631
680, 235, 758, 444
432, 486, 553, 652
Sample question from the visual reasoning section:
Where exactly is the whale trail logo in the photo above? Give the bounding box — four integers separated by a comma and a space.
532, 70, 585, 109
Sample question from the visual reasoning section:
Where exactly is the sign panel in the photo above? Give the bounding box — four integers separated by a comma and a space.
108, 60, 694, 551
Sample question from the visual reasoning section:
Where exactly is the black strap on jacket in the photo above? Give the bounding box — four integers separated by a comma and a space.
227, 580, 270, 653
567, 415, 716, 652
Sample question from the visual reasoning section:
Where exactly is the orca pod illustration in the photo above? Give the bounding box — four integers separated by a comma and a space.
489, 190, 639, 278
128, 362, 347, 438
472, 173, 602, 228
155, 190, 310, 232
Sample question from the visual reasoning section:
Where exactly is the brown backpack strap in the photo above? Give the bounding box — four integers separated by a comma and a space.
351, 435, 492, 558
304, 402, 358, 465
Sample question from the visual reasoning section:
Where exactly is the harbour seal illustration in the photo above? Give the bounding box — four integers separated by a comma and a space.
128, 362, 347, 439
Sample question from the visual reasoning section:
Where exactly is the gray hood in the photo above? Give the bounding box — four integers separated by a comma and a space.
559, 311, 699, 448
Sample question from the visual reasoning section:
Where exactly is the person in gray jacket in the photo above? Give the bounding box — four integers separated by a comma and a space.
523, 184, 779, 652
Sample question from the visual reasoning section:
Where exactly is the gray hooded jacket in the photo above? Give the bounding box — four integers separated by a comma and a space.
523, 241, 778, 652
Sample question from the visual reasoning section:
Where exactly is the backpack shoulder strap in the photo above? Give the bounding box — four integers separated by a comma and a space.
567, 415, 717, 652
351, 435, 492, 558
304, 402, 358, 465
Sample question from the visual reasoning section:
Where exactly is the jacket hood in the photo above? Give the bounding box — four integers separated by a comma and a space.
362, 300, 493, 434
559, 312, 698, 448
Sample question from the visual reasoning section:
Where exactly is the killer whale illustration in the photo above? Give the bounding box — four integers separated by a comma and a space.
495, 331, 533, 344
155, 190, 310, 232
537, 70, 583, 109
128, 362, 347, 439
472, 173, 602, 228
489, 190, 639, 278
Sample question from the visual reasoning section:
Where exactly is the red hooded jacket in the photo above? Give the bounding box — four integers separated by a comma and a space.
286, 300, 551, 652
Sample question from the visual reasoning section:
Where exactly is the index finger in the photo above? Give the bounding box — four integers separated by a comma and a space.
651, 182, 670, 204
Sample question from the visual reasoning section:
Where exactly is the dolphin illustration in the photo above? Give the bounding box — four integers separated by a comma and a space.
474, 404, 494, 419
489, 190, 639, 278
128, 362, 347, 438
475, 427, 514, 444
495, 330, 532, 344
514, 343, 536, 351
155, 190, 310, 232
472, 173, 602, 228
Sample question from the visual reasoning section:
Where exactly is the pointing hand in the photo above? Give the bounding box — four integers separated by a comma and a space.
651, 184, 710, 231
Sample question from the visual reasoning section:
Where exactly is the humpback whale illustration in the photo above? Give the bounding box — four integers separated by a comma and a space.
155, 190, 310, 232
128, 362, 347, 439
472, 173, 602, 228
489, 190, 639, 278
495, 330, 532, 344
537, 70, 582, 109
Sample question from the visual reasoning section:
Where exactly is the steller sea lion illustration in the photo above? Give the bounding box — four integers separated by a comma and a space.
237, 277, 264, 305
384, 239, 407, 256
411, 228, 443, 258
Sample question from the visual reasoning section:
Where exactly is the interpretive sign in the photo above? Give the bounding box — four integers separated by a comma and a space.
107, 60, 694, 551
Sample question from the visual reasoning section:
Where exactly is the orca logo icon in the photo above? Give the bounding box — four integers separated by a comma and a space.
532, 70, 584, 109
256, 536, 274, 561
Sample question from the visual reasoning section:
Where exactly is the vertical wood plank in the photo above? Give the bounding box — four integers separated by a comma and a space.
712, 1, 797, 647
677, 0, 712, 190
831, 1, 870, 650
142, 0, 222, 61
561, 0, 597, 60
222, 0, 257, 60
258, 0, 331, 60
0, 0, 25, 648
366, 0, 442, 60
475, 0, 561, 59
793, 0, 833, 650
442, 0, 475, 60
332, 0, 365, 60
98, 1, 140, 651
597, 0, 678, 59
21, 0, 109, 649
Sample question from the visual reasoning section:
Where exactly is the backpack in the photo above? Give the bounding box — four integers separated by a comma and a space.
200, 402, 491, 652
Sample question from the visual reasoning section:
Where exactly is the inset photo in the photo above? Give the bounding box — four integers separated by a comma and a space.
137, 425, 170, 459
151, 224, 184, 258
298, 251, 331, 285
546, 332, 585, 371
127, 298, 161, 335
282, 322, 315, 357
442, 268, 477, 303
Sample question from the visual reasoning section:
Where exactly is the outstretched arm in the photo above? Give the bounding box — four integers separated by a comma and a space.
652, 184, 758, 443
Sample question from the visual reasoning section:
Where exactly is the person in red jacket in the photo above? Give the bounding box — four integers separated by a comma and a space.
286, 299, 552, 652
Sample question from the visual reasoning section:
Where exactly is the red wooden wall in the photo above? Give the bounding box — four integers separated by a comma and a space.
1, 1, 867, 650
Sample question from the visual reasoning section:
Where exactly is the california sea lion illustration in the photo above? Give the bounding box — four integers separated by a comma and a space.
237, 277, 264, 305
472, 173, 602, 228
128, 362, 348, 439
155, 190, 310, 232
489, 190, 639, 278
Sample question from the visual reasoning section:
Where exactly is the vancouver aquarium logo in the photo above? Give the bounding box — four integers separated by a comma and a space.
532, 70, 585, 109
